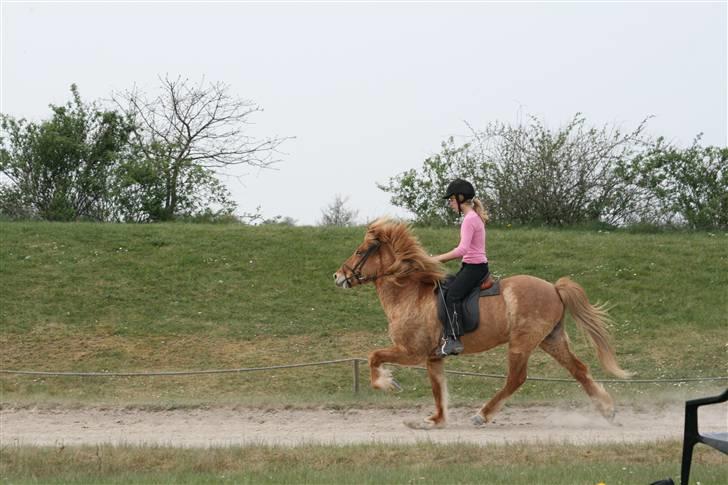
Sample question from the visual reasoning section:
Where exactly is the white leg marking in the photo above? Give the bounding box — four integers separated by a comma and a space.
373, 366, 393, 390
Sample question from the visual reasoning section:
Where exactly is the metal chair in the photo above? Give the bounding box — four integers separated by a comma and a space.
680, 388, 728, 485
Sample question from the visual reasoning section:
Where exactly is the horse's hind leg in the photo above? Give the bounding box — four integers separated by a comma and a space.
539, 322, 616, 421
472, 349, 530, 425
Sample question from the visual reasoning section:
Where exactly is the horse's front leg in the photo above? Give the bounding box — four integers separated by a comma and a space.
424, 357, 448, 426
368, 345, 422, 392
405, 357, 449, 430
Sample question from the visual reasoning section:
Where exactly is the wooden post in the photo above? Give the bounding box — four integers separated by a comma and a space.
352, 359, 360, 394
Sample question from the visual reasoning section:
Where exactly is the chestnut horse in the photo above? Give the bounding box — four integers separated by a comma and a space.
333, 218, 629, 428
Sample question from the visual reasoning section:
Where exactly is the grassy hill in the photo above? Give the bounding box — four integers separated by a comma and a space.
1, 222, 726, 407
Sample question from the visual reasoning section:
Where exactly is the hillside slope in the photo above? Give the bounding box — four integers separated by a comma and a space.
1, 222, 726, 405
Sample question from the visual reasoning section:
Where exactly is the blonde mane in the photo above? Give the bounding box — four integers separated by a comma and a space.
366, 218, 445, 285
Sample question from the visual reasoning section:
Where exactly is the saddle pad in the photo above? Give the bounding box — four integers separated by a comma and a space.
436, 276, 500, 334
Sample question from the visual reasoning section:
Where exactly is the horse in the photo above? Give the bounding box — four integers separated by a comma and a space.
333, 218, 630, 429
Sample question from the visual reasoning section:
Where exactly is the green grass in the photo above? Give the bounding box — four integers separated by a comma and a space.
1, 222, 727, 407
2, 441, 727, 485
0, 223, 374, 337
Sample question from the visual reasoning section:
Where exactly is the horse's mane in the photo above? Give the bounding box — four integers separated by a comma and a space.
366, 218, 446, 286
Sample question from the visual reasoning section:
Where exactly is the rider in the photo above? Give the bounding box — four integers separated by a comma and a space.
433, 179, 489, 357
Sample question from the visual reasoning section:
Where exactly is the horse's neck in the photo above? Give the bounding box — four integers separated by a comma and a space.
375, 278, 433, 323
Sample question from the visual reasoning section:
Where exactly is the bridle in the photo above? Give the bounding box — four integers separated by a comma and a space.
342, 240, 382, 286
341, 238, 423, 286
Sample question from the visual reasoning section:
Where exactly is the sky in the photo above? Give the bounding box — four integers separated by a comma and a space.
2, 1, 726, 225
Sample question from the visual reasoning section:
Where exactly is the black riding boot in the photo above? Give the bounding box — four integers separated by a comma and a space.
438, 334, 464, 357
437, 308, 464, 357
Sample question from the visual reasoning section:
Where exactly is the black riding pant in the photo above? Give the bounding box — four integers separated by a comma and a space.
445, 262, 489, 337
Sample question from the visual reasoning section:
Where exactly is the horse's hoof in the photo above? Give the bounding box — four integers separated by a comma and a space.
405, 419, 434, 430
405, 418, 443, 430
600, 406, 619, 425
606, 411, 621, 426
373, 368, 402, 392
471, 414, 487, 426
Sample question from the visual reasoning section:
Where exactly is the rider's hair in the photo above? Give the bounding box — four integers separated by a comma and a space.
462, 198, 489, 224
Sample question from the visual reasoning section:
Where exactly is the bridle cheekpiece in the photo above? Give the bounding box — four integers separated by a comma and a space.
343, 239, 382, 286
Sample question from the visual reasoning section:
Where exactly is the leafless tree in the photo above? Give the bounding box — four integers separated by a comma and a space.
114, 75, 289, 221
319, 194, 359, 227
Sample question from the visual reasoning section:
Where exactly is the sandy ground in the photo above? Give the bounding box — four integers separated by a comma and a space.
2, 403, 726, 448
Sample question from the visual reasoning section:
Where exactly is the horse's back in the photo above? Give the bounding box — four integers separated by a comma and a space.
501, 274, 558, 296
498, 274, 563, 320
466, 274, 563, 353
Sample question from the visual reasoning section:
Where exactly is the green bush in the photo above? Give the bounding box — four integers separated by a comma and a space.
617, 136, 728, 229
379, 114, 652, 226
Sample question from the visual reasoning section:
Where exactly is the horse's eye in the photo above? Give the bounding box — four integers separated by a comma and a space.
355, 251, 363, 256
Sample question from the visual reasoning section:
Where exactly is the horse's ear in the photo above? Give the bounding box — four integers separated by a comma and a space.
366, 218, 386, 240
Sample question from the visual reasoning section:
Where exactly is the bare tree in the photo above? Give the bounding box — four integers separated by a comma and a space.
319, 194, 359, 227
114, 75, 289, 221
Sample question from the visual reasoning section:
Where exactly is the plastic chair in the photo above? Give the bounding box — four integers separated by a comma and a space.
680, 388, 728, 485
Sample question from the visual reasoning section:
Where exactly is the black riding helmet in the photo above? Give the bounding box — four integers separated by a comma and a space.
443, 179, 475, 201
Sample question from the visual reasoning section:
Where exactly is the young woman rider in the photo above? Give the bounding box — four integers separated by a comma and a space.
432, 179, 489, 357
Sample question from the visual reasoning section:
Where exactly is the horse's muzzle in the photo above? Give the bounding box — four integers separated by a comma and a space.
333, 271, 351, 288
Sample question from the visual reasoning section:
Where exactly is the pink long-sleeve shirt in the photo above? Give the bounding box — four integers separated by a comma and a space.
452, 210, 487, 264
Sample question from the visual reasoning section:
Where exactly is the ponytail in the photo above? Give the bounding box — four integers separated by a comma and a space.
472, 198, 489, 224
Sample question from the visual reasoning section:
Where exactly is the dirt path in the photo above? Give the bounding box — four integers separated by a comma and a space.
2, 403, 725, 448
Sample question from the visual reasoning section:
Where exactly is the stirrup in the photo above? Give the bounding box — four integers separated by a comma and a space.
437, 336, 464, 357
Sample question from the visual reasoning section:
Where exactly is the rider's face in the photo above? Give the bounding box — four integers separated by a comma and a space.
447, 195, 459, 212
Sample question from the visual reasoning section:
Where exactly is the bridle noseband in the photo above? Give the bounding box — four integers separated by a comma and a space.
343, 240, 382, 286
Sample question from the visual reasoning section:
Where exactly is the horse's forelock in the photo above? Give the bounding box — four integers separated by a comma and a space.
366, 217, 393, 241
366, 218, 408, 246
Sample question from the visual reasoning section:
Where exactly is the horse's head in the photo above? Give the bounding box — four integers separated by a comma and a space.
333, 223, 388, 288
334, 218, 445, 288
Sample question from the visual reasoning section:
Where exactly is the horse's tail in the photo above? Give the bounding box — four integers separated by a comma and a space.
555, 277, 631, 379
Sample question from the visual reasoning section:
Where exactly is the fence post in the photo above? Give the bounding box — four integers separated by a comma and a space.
352, 359, 360, 394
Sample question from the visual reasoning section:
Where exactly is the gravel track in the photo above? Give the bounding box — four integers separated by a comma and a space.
3, 403, 725, 448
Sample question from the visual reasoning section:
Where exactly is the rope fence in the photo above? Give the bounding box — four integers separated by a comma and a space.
2, 359, 727, 394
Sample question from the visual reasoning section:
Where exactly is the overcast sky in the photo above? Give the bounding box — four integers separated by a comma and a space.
2, 1, 726, 225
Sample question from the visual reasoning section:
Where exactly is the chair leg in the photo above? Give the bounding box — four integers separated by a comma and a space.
680, 440, 695, 485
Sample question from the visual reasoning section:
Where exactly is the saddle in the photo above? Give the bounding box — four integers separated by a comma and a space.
436, 273, 501, 334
